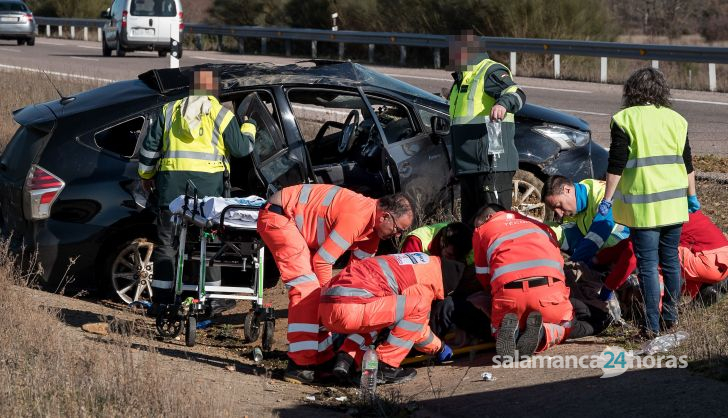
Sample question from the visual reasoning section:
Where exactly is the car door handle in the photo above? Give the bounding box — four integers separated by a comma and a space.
149, 19, 153, 26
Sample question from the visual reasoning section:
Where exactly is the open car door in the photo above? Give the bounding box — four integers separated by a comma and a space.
236, 92, 310, 197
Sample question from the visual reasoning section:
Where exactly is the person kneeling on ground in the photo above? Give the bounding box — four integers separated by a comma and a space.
257, 184, 414, 384
541, 175, 636, 304
399, 222, 489, 342
473, 204, 594, 358
319, 253, 465, 384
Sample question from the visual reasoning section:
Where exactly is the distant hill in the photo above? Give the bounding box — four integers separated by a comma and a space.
181, 0, 213, 24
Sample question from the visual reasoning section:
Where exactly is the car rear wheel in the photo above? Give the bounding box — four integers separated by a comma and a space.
116, 39, 126, 57
158, 50, 167, 57
512, 170, 549, 221
16, 39, 25, 45
26, 37, 34, 46
102, 37, 111, 56
110, 238, 155, 304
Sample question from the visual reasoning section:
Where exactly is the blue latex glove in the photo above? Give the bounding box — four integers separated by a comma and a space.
597, 199, 612, 217
598, 285, 614, 302
688, 195, 700, 213
436, 344, 453, 363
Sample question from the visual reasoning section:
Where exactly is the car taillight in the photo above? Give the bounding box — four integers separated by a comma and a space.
25, 165, 65, 220
121, 10, 127, 28
178, 11, 184, 31
26, 13, 33, 21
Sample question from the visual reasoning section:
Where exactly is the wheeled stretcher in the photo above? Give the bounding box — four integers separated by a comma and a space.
155, 182, 275, 350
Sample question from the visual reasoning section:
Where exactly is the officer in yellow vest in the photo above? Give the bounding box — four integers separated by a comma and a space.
599, 68, 697, 336
399, 222, 472, 263
448, 31, 526, 224
138, 68, 257, 306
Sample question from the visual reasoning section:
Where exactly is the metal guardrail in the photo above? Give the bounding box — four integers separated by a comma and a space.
34, 17, 728, 90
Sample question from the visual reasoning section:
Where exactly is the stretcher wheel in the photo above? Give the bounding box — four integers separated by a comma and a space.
243, 311, 261, 342
262, 319, 275, 351
156, 306, 183, 338
185, 316, 197, 347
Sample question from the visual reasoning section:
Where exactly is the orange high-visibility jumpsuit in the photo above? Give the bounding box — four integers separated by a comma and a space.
320, 253, 444, 368
257, 184, 380, 367
679, 211, 728, 298
474, 211, 571, 353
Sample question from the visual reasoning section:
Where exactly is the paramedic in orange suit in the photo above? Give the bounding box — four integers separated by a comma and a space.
473, 204, 573, 358
320, 253, 464, 383
257, 184, 413, 384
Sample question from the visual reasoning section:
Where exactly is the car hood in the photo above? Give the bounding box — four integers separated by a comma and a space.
516, 103, 589, 131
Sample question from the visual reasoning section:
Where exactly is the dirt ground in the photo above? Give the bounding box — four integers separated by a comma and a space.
23, 270, 728, 417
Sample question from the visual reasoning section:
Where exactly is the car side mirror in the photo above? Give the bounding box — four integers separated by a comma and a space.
100, 8, 110, 19
430, 115, 450, 144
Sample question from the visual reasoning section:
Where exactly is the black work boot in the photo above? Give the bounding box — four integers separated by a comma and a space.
496, 313, 519, 359
333, 352, 354, 382
283, 360, 315, 384
378, 363, 417, 384
516, 311, 543, 357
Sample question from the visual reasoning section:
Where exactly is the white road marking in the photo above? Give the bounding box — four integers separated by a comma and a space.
553, 108, 609, 116
674, 98, 728, 106
384, 73, 450, 82
36, 39, 68, 46
189, 54, 257, 63
0, 47, 19, 53
521, 85, 591, 94
70, 56, 99, 62
0, 63, 116, 83
77, 45, 101, 49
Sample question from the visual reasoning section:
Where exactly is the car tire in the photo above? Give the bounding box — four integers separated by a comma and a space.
512, 170, 551, 221
26, 37, 34, 46
16, 39, 25, 45
158, 50, 167, 57
102, 37, 111, 57
105, 237, 156, 304
116, 39, 126, 57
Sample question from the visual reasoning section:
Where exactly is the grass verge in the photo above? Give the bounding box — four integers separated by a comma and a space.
0, 238, 236, 417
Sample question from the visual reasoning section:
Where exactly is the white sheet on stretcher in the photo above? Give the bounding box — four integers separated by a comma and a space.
168, 195, 266, 229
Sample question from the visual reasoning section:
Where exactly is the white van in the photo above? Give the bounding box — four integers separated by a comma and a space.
101, 0, 183, 57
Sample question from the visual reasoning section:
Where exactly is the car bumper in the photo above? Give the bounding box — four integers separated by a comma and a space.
0, 22, 35, 38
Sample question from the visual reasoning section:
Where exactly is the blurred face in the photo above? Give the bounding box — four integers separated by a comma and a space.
193, 70, 217, 95
544, 184, 577, 219
375, 211, 413, 240
440, 242, 456, 260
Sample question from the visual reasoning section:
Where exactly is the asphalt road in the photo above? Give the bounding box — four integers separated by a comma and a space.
1, 37, 727, 155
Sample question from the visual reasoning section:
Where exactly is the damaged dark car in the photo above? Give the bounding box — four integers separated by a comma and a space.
0, 60, 607, 302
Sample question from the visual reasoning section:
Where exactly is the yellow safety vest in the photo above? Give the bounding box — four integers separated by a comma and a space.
448, 59, 517, 125
564, 179, 629, 247
159, 96, 235, 174
401, 223, 448, 253
611, 105, 688, 228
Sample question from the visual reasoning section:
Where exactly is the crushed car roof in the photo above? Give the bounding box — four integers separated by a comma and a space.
139, 60, 447, 105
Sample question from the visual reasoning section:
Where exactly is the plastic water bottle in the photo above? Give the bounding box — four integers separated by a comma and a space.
642, 331, 689, 355
360, 346, 379, 402
252, 346, 264, 363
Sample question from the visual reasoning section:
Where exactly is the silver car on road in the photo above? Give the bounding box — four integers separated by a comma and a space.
0, 0, 35, 45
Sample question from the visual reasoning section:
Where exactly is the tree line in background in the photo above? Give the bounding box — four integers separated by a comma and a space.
23, 0, 728, 41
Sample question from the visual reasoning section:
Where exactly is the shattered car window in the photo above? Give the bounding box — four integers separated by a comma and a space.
367, 96, 415, 144
352, 64, 448, 105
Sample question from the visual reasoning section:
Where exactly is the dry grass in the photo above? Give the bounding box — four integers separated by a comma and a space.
676, 297, 728, 381
0, 70, 105, 151
0, 238, 237, 417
